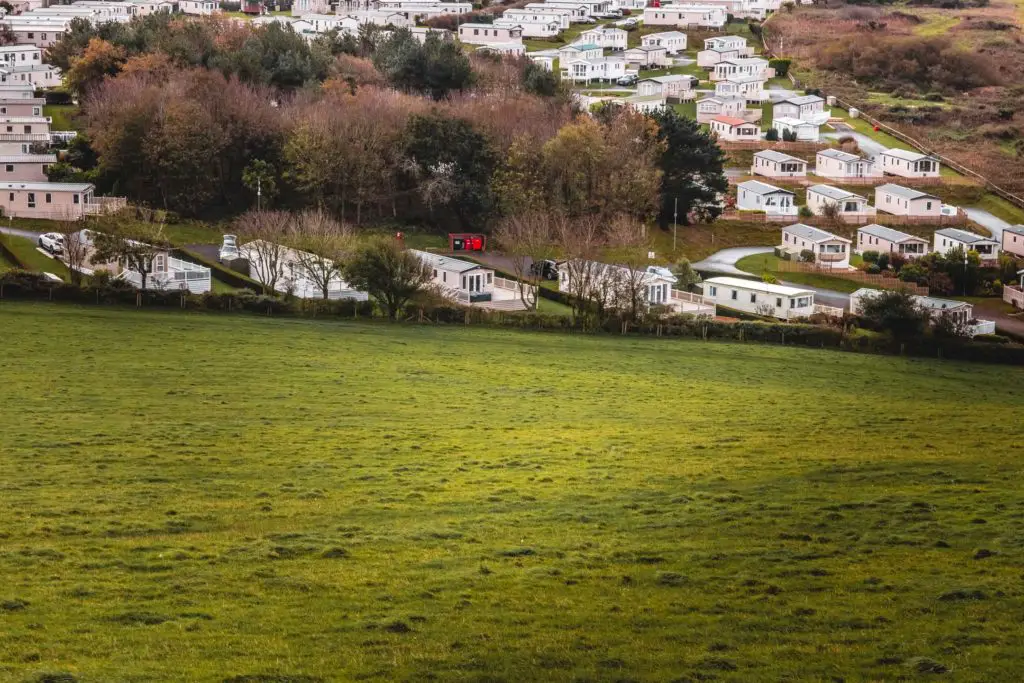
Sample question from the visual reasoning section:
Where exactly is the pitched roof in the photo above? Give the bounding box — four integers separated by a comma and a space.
754, 150, 805, 164
881, 148, 935, 162
808, 184, 865, 202
711, 115, 748, 127
875, 183, 938, 201
852, 288, 970, 313
858, 224, 923, 243
1004, 225, 1024, 237
643, 30, 686, 38
817, 148, 861, 163
412, 249, 489, 274
738, 180, 794, 196
704, 276, 814, 297
782, 222, 850, 244
0, 181, 93, 191
935, 228, 995, 244
779, 94, 824, 106
564, 42, 600, 51
773, 116, 816, 127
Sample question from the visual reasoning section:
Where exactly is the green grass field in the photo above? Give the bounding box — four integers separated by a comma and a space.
735, 253, 865, 293
1, 235, 70, 280
2, 304, 1024, 682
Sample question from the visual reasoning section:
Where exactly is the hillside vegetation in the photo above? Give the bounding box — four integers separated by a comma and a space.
765, 0, 1024, 196
1, 304, 1023, 681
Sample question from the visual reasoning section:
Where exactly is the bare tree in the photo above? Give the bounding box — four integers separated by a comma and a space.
89, 209, 169, 292
51, 209, 89, 286
604, 214, 651, 322
234, 210, 293, 295
493, 211, 555, 311
554, 214, 605, 325
288, 209, 355, 300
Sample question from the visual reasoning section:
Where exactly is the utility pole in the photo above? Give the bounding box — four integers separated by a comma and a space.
257, 176, 262, 212
672, 196, 678, 252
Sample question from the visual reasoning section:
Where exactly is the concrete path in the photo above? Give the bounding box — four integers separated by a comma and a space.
0, 226, 43, 241
822, 125, 887, 158
691, 246, 773, 276
693, 246, 852, 310
963, 208, 1012, 241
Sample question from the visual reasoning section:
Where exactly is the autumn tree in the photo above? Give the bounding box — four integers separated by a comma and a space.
554, 215, 605, 324
541, 117, 606, 217
373, 29, 472, 100
67, 38, 127, 97
343, 238, 432, 319
603, 214, 651, 322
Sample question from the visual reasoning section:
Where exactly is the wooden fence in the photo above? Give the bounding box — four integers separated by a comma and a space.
758, 25, 1024, 213
718, 140, 827, 152
777, 259, 929, 295
718, 210, 968, 228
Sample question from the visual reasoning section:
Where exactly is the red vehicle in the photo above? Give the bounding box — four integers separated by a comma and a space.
242, 0, 264, 14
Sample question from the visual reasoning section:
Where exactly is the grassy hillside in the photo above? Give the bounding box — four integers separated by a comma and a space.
1, 304, 1023, 682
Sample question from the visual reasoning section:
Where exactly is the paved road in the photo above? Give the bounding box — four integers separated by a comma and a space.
822, 125, 887, 158
691, 246, 773, 276
963, 208, 1013, 241
0, 226, 43, 240
693, 246, 851, 309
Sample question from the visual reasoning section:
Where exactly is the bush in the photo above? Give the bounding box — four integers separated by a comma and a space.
899, 263, 927, 284
800, 249, 816, 263
781, 128, 797, 142
765, 128, 779, 141
862, 250, 879, 264
866, 263, 881, 274
876, 253, 890, 270
769, 58, 792, 78
798, 205, 813, 218
975, 333, 1010, 344
44, 90, 74, 106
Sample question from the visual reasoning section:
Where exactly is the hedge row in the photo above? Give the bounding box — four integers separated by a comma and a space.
3, 272, 1023, 365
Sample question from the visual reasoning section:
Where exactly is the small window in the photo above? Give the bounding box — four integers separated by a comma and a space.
45, 193, 51, 203
5, 126, 10, 133
750, 293, 756, 303
776, 297, 782, 307
27, 192, 34, 208
73, 193, 79, 204
486, 273, 493, 284
4, 165, 10, 172
731, 290, 737, 300
7, 192, 12, 201
0, 108, 5, 114
708, 285, 717, 296
432, 269, 437, 278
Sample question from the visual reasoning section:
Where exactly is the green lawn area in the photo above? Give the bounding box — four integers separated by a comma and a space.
672, 100, 696, 120
0, 234, 70, 280
734, 252, 864, 293
43, 104, 81, 132
1, 304, 1023, 680
970, 193, 1024, 226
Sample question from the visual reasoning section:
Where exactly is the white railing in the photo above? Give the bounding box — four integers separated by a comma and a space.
494, 276, 537, 300
121, 257, 212, 294
813, 303, 844, 318
970, 320, 996, 336
1003, 285, 1023, 310
671, 289, 713, 306
50, 130, 77, 144
82, 196, 128, 215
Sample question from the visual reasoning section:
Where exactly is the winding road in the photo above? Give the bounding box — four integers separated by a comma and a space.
693, 246, 852, 310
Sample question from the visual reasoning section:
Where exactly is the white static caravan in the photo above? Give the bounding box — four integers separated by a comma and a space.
933, 228, 1000, 264
772, 94, 829, 124
751, 150, 807, 179
878, 148, 940, 179
779, 222, 851, 269
805, 184, 873, 219
736, 180, 797, 217
238, 240, 367, 301
702, 276, 816, 320
772, 117, 820, 142
856, 224, 929, 259
814, 148, 881, 180
874, 184, 941, 218
850, 288, 994, 336
641, 31, 687, 54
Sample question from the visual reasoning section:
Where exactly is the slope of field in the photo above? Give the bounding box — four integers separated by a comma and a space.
1, 304, 1023, 682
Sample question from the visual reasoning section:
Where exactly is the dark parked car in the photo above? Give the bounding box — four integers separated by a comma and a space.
529, 259, 560, 280
616, 74, 638, 87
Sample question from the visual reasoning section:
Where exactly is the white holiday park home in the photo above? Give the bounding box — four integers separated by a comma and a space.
736, 180, 797, 217
778, 222, 851, 269
856, 224, 929, 259
751, 150, 807, 179
933, 228, 1000, 264
805, 184, 873, 219
874, 184, 941, 218
814, 148, 881, 180
702, 276, 816, 320
878, 149, 940, 179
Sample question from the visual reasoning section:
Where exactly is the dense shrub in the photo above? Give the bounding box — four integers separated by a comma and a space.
819, 36, 1000, 94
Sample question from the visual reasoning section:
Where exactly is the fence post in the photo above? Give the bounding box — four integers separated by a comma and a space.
136, 291, 141, 309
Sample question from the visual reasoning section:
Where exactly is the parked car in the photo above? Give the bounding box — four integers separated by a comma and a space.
579, 16, 597, 23
37, 232, 64, 256
600, 9, 622, 18
616, 74, 638, 86
622, 18, 637, 28
529, 259, 560, 280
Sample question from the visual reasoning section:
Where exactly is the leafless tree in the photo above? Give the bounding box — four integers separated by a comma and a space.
493, 211, 555, 311
288, 209, 355, 300
51, 209, 89, 286
554, 214, 605, 325
234, 210, 293, 295
604, 213, 652, 322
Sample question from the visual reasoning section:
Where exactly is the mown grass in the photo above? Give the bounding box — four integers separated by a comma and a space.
734, 252, 864, 293
4, 303, 1023, 681
43, 104, 81, 132
1, 234, 70, 280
